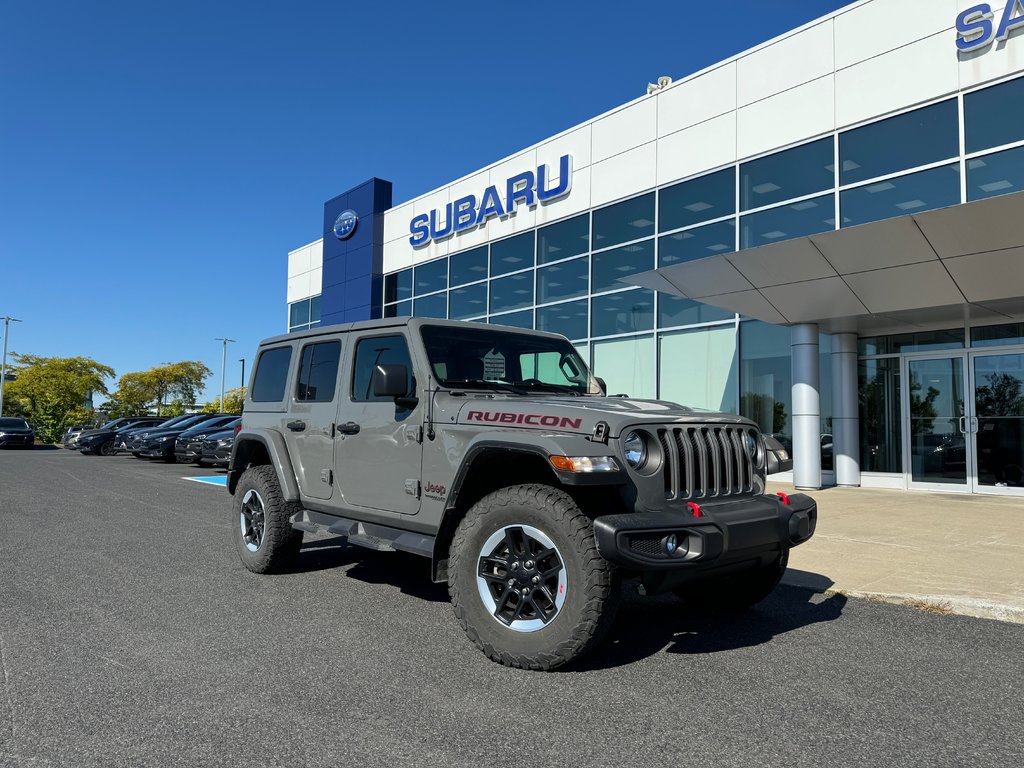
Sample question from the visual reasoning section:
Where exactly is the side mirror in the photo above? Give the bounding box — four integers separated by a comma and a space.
372, 364, 409, 399
595, 376, 607, 396
764, 435, 793, 474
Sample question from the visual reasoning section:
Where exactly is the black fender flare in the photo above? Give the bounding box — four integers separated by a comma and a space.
228, 429, 300, 500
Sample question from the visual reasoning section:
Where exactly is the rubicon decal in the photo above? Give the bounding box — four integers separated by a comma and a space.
466, 411, 583, 429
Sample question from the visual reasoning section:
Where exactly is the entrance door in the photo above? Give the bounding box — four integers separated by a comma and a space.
970, 349, 1024, 496
903, 354, 969, 492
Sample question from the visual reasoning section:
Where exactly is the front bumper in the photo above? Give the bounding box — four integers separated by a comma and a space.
175, 445, 203, 461
0, 434, 34, 447
593, 493, 816, 572
138, 442, 174, 457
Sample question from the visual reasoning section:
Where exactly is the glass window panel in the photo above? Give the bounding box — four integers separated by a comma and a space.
489, 271, 534, 313
592, 240, 654, 293
592, 335, 655, 398
858, 330, 964, 356
840, 99, 958, 185
251, 346, 293, 402
841, 164, 960, 227
967, 146, 1024, 201
414, 259, 447, 295
309, 295, 320, 323
859, 357, 902, 473
740, 138, 834, 211
965, 75, 1024, 153
385, 269, 413, 303
289, 300, 310, 328
384, 300, 411, 318
449, 283, 488, 320
658, 294, 733, 327
740, 321, 792, 454
973, 353, 1024, 487
740, 194, 834, 249
538, 214, 589, 264
490, 232, 534, 276
413, 292, 447, 319
659, 326, 738, 412
537, 256, 589, 304
972, 323, 1024, 347
592, 193, 655, 249
352, 335, 414, 403
591, 289, 654, 337
537, 299, 588, 341
295, 341, 341, 403
449, 246, 488, 286
660, 168, 735, 231
489, 309, 533, 329
659, 220, 735, 266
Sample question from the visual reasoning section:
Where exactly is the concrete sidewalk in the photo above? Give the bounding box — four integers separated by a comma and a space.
771, 482, 1024, 623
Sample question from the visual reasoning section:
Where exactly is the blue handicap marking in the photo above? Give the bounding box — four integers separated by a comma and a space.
183, 476, 228, 487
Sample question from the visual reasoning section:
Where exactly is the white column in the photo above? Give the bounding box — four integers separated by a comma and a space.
791, 324, 821, 490
831, 333, 861, 487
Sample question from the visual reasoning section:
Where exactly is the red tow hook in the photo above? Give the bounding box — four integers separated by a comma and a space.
776, 492, 791, 506
687, 502, 703, 517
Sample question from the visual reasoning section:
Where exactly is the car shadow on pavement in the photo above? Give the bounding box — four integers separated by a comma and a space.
567, 569, 846, 672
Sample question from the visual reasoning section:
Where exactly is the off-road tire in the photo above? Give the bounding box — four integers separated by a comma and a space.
678, 549, 789, 611
448, 483, 618, 671
232, 464, 303, 574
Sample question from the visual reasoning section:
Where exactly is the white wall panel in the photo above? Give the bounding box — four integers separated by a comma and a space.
309, 239, 323, 270
592, 98, 657, 163
590, 142, 657, 207
535, 166, 592, 226
287, 245, 311, 277
737, 21, 834, 106
658, 63, 736, 137
383, 203, 413, 244
538, 124, 592, 171
959, 42, 1024, 89
309, 266, 322, 296
738, 75, 835, 159
657, 112, 736, 186
836, 32, 958, 128
383, 238, 414, 274
287, 273, 311, 304
834, 0, 956, 69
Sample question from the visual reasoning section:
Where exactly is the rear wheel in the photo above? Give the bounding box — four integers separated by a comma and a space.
98, 440, 115, 456
232, 465, 303, 574
677, 549, 789, 611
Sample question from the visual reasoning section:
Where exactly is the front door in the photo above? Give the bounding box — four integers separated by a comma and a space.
970, 348, 1024, 495
903, 354, 969, 492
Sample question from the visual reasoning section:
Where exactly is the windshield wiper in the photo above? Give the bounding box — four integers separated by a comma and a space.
443, 378, 526, 394
514, 380, 583, 396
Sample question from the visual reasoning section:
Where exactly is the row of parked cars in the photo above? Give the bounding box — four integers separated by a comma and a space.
64, 413, 240, 466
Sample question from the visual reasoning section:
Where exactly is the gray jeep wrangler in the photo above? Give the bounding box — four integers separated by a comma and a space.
228, 318, 816, 670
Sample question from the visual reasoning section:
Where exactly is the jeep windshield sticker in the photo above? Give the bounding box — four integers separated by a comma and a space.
466, 411, 583, 429
482, 349, 505, 380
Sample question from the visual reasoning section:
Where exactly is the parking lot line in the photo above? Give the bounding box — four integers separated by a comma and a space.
183, 476, 228, 487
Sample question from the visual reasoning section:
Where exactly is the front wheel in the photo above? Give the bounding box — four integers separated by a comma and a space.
98, 440, 115, 456
677, 549, 789, 611
232, 465, 303, 574
448, 484, 618, 671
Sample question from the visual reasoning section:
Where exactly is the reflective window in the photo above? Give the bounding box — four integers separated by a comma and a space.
352, 335, 414, 403
449, 246, 488, 286
383, 300, 411, 318
489, 309, 533, 329
659, 326, 737, 412
858, 329, 964, 355
740, 321, 792, 453
659, 220, 735, 266
974, 353, 1024, 488
414, 258, 447, 295
449, 283, 488, 320
660, 168, 735, 232
591, 289, 654, 337
658, 294, 734, 327
841, 164, 960, 227
385, 268, 413, 303
740, 194, 834, 249
413, 292, 447, 319
592, 335, 655, 398
965, 75, 1024, 153
537, 299, 588, 341
295, 341, 341, 402
592, 193, 655, 249
967, 146, 1024, 201
251, 346, 293, 402
309, 295, 320, 324
538, 214, 589, 264
840, 99, 958, 185
859, 357, 902, 473
489, 271, 534, 313
490, 232, 534, 276
592, 240, 654, 293
289, 300, 310, 328
537, 256, 588, 304
741, 138, 833, 211
972, 323, 1024, 347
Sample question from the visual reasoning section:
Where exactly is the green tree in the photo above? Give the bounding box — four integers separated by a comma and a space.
3, 354, 114, 442
108, 361, 212, 416
201, 386, 246, 414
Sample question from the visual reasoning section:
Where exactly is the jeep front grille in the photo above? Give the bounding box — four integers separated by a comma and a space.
656, 425, 759, 499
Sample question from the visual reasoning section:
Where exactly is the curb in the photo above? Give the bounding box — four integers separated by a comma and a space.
825, 589, 1024, 625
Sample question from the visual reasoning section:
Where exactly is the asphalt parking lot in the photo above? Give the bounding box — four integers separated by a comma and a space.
1, 449, 1022, 767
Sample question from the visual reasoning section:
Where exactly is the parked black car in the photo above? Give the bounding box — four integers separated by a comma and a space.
113, 414, 199, 453
138, 414, 234, 463
77, 417, 157, 451
128, 414, 224, 457
199, 424, 239, 467
0, 417, 35, 448
79, 417, 166, 456
176, 417, 240, 464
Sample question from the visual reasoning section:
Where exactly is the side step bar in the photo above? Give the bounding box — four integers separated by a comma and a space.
290, 508, 435, 559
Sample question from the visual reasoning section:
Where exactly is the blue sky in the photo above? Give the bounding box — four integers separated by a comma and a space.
0, 0, 856, 403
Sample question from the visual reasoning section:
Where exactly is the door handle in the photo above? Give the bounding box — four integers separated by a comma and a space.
958, 416, 966, 434
337, 421, 360, 435
286, 420, 306, 432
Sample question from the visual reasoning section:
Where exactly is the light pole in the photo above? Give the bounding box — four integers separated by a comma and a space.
215, 337, 236, 412
0, 316, 22, 417
239, 358, 246, 390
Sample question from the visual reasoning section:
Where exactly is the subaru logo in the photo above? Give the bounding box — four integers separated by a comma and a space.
333, 209, 358, 240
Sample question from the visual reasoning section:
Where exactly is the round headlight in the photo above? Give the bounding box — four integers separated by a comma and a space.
623, 431, 648, 469
743, 432, 758, 459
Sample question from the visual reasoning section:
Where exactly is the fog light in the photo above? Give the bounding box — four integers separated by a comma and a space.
662, 533, 686, 557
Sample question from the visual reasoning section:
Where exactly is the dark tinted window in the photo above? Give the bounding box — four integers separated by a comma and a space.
490, 232, 534, 276
449, 283, 488, 320
538, 214, 589, 263
384, 300, 412, 318
414, 258, 447, 295
965, 76, 1024, 153
660, 168, 735, 231
309, 295, 321, 324
295, 340, 341, 402
0, 418, 28, 429
740, 194, 834, 249
537, 256, 589, 303
352, 335, 414, 402
289, 300, 310, 328
840, 100, 958, 185
490, 271, 534, 313
967, 146, 1024, 201
251, 346, 293, 402
537, 299, 588, 341
841, 164, 960, 227
592, 193, 655, 249
449, 246, 488, 286
658, 294, 733, 327
591, 289, 654, 336
384, 269, 413, 303
741, 137, 833, 210
489, 309, 533, 329
592, 240, 655, 292
413, 293, 447, 319
659, 220, 735, 266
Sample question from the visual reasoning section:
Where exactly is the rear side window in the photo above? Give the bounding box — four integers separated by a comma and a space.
251, 346, 293, 402
352, 335, 414, 402
296, 341, 341, 402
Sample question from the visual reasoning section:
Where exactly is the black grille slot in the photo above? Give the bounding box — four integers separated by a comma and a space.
660, 425, 758, 500
628, 535, 664, 557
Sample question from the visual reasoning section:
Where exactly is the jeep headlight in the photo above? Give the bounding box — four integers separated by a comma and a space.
623, 431, 648, 470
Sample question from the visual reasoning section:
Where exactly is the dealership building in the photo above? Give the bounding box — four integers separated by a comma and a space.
286, 0, 1024, 496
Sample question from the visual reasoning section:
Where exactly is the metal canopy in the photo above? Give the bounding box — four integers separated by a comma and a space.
626, 191, 1024, 334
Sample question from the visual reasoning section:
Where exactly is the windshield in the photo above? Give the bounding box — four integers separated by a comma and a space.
420, 325, 602, 396
99, 419, 123, 429
0, 418, 29, 429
